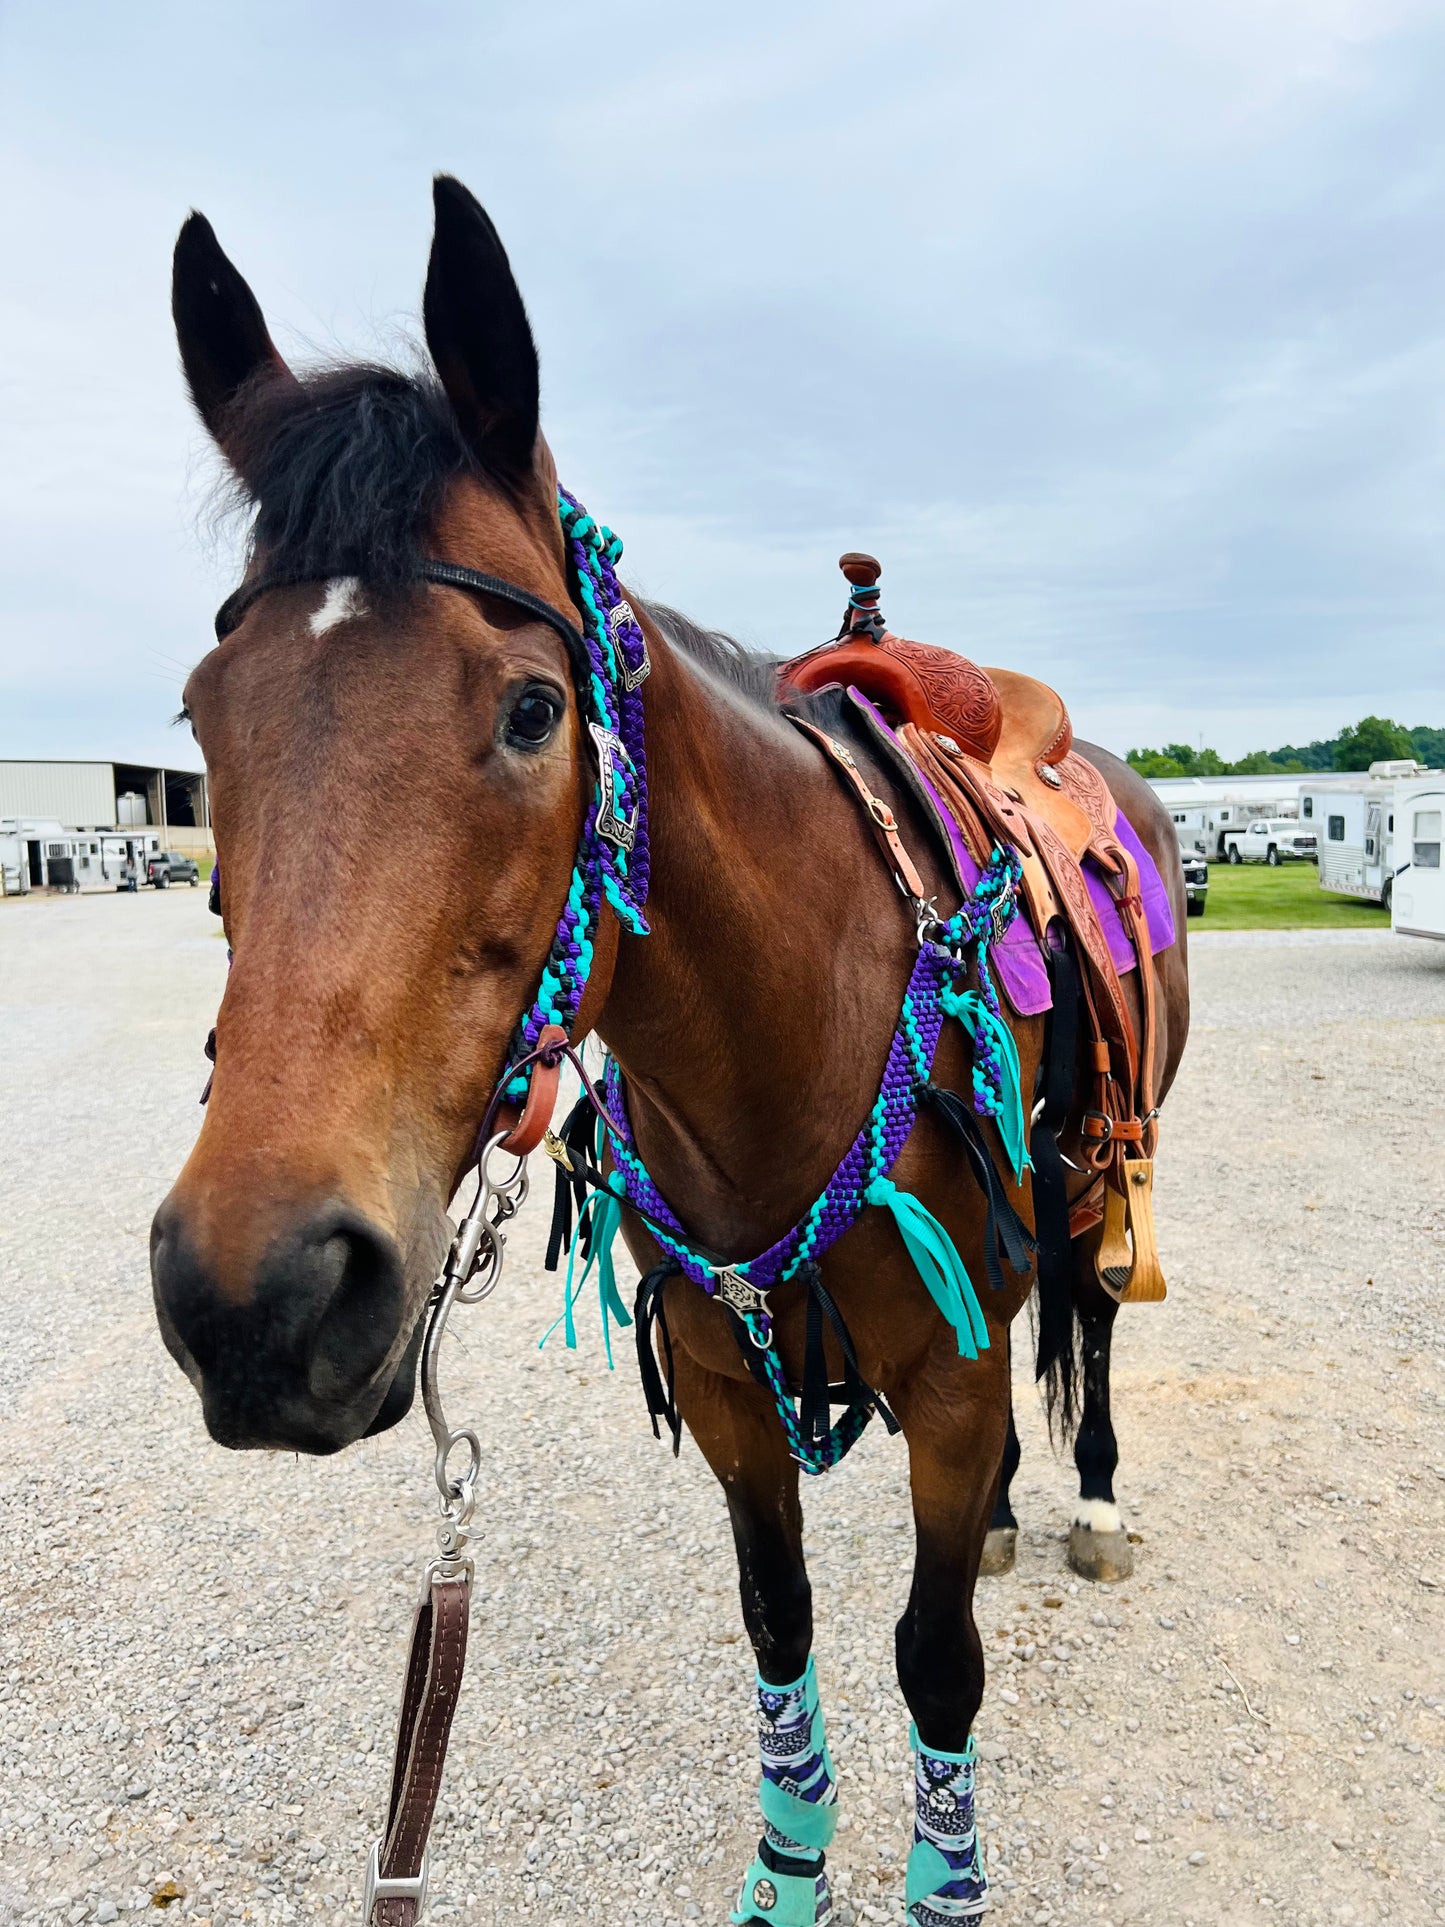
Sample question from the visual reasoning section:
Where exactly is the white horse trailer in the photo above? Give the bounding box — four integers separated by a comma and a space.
1301, 763, 1442, 915
1391, 776, 1445, 942
1302, 781, 1396, 907
0, 819, 161, 893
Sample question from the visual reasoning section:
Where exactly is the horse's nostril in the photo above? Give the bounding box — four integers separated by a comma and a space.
304, 1214, 407, 1405
150, 1195, 413, 1449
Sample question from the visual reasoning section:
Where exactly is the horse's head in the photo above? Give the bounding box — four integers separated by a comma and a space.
152, 180, 589, 1453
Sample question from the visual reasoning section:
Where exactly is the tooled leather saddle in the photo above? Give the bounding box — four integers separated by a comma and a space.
779, 553, 1167, 1305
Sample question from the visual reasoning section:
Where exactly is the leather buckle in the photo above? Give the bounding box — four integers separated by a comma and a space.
362, 1843, 429, 1923
1081, 1112, 1114, 1143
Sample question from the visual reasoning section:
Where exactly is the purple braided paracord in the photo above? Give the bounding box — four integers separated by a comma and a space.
505, 492, 651, 1092
602, 939, 958, 1289
594, 846, 1022, 1477
590, 538, 651, 903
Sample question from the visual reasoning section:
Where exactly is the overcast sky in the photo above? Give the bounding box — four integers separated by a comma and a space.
2, 0, 1441, 769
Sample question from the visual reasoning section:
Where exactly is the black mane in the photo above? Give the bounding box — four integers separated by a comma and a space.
218, 362, 780, 700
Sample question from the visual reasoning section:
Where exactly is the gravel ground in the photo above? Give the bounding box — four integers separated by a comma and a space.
2, 892, 1443, 1927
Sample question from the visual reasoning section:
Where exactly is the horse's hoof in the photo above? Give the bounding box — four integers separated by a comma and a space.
1067, 1521, 1134, 1583
979, 1526, 1017, 1576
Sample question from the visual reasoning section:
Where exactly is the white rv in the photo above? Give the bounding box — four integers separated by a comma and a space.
1391, 775, 1445, 942
1300, 762, 1439, 915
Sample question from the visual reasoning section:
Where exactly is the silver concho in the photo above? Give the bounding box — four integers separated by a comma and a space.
751, 1878, 778, 1912
711, 1268, 772, 1317
607, 598, 651, 691
1035, 761, 1063, 788
589, 722, 640, 853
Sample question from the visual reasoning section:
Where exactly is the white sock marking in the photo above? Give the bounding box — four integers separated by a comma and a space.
309, 577, 366, 636
1073, 1498, 1124, 1535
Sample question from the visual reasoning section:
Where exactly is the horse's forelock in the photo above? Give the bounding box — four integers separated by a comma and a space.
214, 362, 489, 588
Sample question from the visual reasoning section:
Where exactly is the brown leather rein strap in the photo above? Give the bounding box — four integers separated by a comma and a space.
788, 714, 930, 903
359, 1003, 614, 1926
366, 1573, 471, 1926
362, 912, 623, 1924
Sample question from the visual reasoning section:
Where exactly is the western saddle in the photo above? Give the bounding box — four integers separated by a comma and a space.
779, 553, 1167, 1304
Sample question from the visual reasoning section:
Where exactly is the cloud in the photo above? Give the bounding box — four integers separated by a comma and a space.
2, 0, 1442, 765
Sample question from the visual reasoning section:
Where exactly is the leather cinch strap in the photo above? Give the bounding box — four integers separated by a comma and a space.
366, 1573, 471, 1927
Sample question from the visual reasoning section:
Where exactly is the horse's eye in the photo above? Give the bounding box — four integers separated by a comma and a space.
505, 685, 564, 750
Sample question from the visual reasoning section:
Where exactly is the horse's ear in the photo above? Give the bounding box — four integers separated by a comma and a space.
172, 213, 293, 446
423, 176, 540, 488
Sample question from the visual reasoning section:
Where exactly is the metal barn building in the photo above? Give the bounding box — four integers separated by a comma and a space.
0, 759, 212, 894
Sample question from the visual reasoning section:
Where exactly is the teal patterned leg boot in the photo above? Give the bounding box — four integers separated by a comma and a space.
730, 1657, 837, 1926
905, 1725, 988, 1922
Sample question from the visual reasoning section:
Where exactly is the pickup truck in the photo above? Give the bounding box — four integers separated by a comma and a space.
1222, 819, 1318, 867
146, 850, 202, 888
1180, 847, 1209, 916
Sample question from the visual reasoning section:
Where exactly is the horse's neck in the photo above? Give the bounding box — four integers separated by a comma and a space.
597, 634, 904, 1253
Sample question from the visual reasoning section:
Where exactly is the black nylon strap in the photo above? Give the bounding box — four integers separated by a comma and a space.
922, 1085, 1036, 1294
213, 559, 587, 662
545, 1093, 603, 1273
808, 1268, 900, 1436
801, 1265, 831, 1445
633, 1262, 683, 1454
729, 1266, 896, 1445
1030, 942, 1080, 1384
760, 1839, 826, 1879
546, 1140, 732, 1266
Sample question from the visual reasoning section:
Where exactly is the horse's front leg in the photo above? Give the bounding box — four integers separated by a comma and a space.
892, 1346, 1011, 1923
670, 1340, 838, 1927
1066, 1264, 1135, 1582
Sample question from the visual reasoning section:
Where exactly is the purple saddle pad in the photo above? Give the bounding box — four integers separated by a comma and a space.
900, 732, 1175, 1016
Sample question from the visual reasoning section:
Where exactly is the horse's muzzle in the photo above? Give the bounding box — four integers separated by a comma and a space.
149, 1197, 421, 1452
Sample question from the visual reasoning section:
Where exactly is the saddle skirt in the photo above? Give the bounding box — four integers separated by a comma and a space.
778, 552, 1171, 1304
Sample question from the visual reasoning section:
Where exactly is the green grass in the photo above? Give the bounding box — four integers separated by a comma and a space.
1195, 860, 1391, 931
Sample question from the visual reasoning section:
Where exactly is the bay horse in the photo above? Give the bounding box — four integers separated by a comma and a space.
152, 177, 1189, 1925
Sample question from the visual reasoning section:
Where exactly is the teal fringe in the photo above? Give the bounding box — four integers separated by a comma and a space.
540, 1179, 632, 1366
864, 1177, 990, 1359
939, 984, 1032, 1183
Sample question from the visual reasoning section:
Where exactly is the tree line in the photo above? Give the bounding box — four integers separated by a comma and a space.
1125, 716, 1445, 780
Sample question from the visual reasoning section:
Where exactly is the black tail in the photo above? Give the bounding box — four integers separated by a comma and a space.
1029, 944, 1084, 1438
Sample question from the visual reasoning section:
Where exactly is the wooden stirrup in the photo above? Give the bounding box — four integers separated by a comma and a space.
1094, 1159, 1168, 1304
1118, 1157, 1167, 1302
